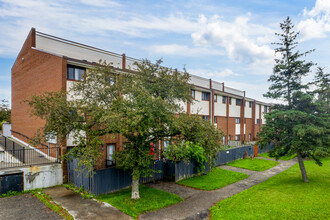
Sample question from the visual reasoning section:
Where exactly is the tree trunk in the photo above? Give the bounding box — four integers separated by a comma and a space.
297, 151, 309, 183
131, 170, 140, 199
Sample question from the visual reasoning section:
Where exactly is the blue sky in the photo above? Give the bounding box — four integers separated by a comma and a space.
1, 0, 329, 105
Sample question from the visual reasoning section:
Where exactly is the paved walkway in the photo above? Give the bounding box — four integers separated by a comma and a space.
0, 194, 62, 220
141, 158, 297, 220
43, 187, 132, 220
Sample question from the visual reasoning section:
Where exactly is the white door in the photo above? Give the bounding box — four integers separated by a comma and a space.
107, 144, 115, 166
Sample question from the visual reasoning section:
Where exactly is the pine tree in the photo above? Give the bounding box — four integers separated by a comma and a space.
312, 67, 330, 113
264, 16, 314, 107
258, 17, 329, 183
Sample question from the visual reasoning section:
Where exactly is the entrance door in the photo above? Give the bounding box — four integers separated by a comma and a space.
107, 144, 116, 167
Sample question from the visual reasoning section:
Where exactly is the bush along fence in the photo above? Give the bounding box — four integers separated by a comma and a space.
67, 144, 273, 195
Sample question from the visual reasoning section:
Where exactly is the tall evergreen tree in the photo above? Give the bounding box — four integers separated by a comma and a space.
264, 16, 314, 107
258, 17, 329, 183
312, 67, 330, 113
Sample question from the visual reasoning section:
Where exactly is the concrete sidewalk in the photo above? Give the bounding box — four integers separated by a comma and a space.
43, 187, 132, 220
141, 158, 297, 220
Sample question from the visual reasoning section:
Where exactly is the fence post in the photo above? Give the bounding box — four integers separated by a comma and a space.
56, 146, 59, 163
22, 147, 25, 163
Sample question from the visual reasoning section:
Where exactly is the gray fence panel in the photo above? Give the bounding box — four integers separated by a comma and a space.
93, 167, 132, 195
67, 144, 274, 195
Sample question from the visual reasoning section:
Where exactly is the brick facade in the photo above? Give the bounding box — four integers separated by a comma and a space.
11, 28, 270, 174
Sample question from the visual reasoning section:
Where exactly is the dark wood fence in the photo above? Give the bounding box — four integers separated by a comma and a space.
67, 144, 273, 195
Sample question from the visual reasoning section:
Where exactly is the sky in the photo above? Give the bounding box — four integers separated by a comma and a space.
0, 0, 330, 106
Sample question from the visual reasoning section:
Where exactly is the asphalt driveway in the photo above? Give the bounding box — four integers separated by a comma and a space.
0, 193, 62, 220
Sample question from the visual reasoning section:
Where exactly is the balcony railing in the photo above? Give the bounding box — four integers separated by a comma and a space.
0, 135, 60, 170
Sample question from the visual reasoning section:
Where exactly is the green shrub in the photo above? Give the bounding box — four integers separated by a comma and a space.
164, 141, 206, 172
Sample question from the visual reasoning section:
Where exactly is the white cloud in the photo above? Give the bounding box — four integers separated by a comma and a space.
303, 0, 330, 17
0, 0, 201, 56
191, 15, 275, 65
298, 0, 330, 41
151, 44, 224, 57
80, 0, 121, 7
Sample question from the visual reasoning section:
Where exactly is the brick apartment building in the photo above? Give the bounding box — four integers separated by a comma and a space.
12, 28, 270, 172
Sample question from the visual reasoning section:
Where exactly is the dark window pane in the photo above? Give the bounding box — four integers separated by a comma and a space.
202, 92, 210, 101
222, 96, 227, 103
67, 67, 74, 80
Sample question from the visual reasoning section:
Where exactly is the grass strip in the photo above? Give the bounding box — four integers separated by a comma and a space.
96, 185, 183, 219
226, 158, 279, 171
177, 167, 248, 190
258, 152, 296, 160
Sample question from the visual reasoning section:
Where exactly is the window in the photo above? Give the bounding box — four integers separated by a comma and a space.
235, 135, 240, 141
264, 106, 267, 112
202, 115, 209, 121
229, 97, 232, 105
202, 92, 210, 101
214, 116, 217, 123
249, 101, 252, 108
222, 96, 227, 104
214, 94, 217, 102
249, 134, 251, 141
235, 118, 240, 124
106, 144, 116, 167
222, 136, 226, 144
67, 65, 85, 81
257, 119, 262, 124
191, 89, 195, 99
236, 99, 242, 106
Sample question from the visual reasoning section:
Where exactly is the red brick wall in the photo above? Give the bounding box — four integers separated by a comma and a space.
12, 48, 66, 144
228, 117, 236, 141
245, 118, 253, 141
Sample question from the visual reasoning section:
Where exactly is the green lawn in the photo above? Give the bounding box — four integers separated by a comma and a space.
211, 158, 330, 220
226, 158, 279, 171
96, 185, 182, 219
258, 152, 296, 160
177, 168, 248, 190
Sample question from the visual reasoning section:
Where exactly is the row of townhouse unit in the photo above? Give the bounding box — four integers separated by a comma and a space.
11, 28, 270, 174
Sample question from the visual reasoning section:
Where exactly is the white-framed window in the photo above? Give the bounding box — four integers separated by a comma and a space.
235, 118, 240, 124
214, 94, 217, 102
235, 135, 240, 141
